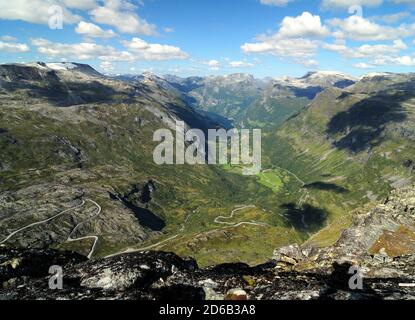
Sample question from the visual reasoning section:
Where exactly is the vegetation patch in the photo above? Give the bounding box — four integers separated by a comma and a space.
257, 170, 285, 193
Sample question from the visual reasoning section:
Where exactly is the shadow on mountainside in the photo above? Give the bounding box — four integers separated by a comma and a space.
1, 79, 122, 106
0, 65, 125, 106
304, 182, 348, 193
326, 90, 413, 152
280, 203, 328, 233
109, 182, 166, 232
317, 262, 383, 300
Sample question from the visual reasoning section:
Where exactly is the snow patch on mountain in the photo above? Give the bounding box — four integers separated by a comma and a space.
46, 62, 77, 71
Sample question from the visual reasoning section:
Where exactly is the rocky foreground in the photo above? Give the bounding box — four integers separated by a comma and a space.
2, 186, 415, 300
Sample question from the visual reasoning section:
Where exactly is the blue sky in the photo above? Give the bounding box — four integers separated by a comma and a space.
0, 0, 414, 78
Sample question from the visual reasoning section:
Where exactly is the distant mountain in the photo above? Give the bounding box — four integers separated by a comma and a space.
274, 71, 357, 89
0, 62, 220, 132
45, 62, 104, 77
156, 71, 357, 128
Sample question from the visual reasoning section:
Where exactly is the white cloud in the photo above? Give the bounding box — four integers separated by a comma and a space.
371, 12, 411, 24
278, 12, 330, 38
90, 0, 157, 36
323, 36, 415, 68
229, 61, 254, 68
354, 62, 374, 68
205, 60, 220, 70
329, 15, 415, 41
328, 36, 415, 67
121, 38, 189, 61
62, 0, 98, 9
31, 37, 188, 62
322, 0, 383, 9
242, 38, 320, 59
240, 12, 329, 66
31, 38, 133, 63
100, 61, 114, 72
0, 1, 156, 36
0, 40, 30, 53
323, 39, 408, 58
0, 35, 17, 42
373, 55, 415, 66
259, 0, 294, 6
0, 34, 28, 54
164, 27, 174, 33
75, 21, 116, 38
0, 0, 82, 25
302, 59, 319, 68
393, 0, 415, 4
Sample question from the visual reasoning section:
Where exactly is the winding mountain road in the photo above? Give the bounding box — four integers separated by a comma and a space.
105, 205, 271, 259
0, 200, 86, 245
273, 166, 306, 186
0, 199, 102, 259
67, 199, 102, 259
214, 205, 269, 227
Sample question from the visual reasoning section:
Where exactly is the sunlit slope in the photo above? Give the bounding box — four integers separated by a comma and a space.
0, 63, 309, 266
263, 74, 415, 246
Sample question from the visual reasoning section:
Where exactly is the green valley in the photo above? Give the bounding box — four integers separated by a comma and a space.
1, 63, 415, 269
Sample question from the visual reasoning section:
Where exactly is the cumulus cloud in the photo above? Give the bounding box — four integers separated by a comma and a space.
354, 62, 374, 68
121, 38, 189, 61
62, 0, 98, 9
242, 38, 320, 67
205, 60, 220, 70
0, 35, 31, 54
393, 0, 415, 5
371, 12, 411, 24
0, 0, 87, 25
259, 0, 294, 6
329, 15, 415, 41
0, 40, 30, 53
31, 37, 188, 62
75, 21, 116, 38
278, 12, 330, 38
90, 0, 157, 36
0, 35, 17, 42
0, 0, 158, 37
322, 0, 383, 9
302, 59, 319, 68
323, 39, 408, 58
373, 55, 415, 66
240, 12, 328, 66
242, 38, 319, 58
164, 27, 174, 33
323, 38, 415, 68
229, 61, 254, 68
31, 38, 119, 60
100, 61, 114, 72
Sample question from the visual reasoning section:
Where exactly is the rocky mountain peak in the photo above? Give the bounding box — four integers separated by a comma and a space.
45, 62, 103, 78
274, 71, 357, 90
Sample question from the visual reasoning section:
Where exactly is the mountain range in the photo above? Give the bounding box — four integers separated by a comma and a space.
1, 62, 415, 299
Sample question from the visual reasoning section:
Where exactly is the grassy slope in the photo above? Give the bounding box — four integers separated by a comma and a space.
0, 101, 310, 266
262, 87, 415, 246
